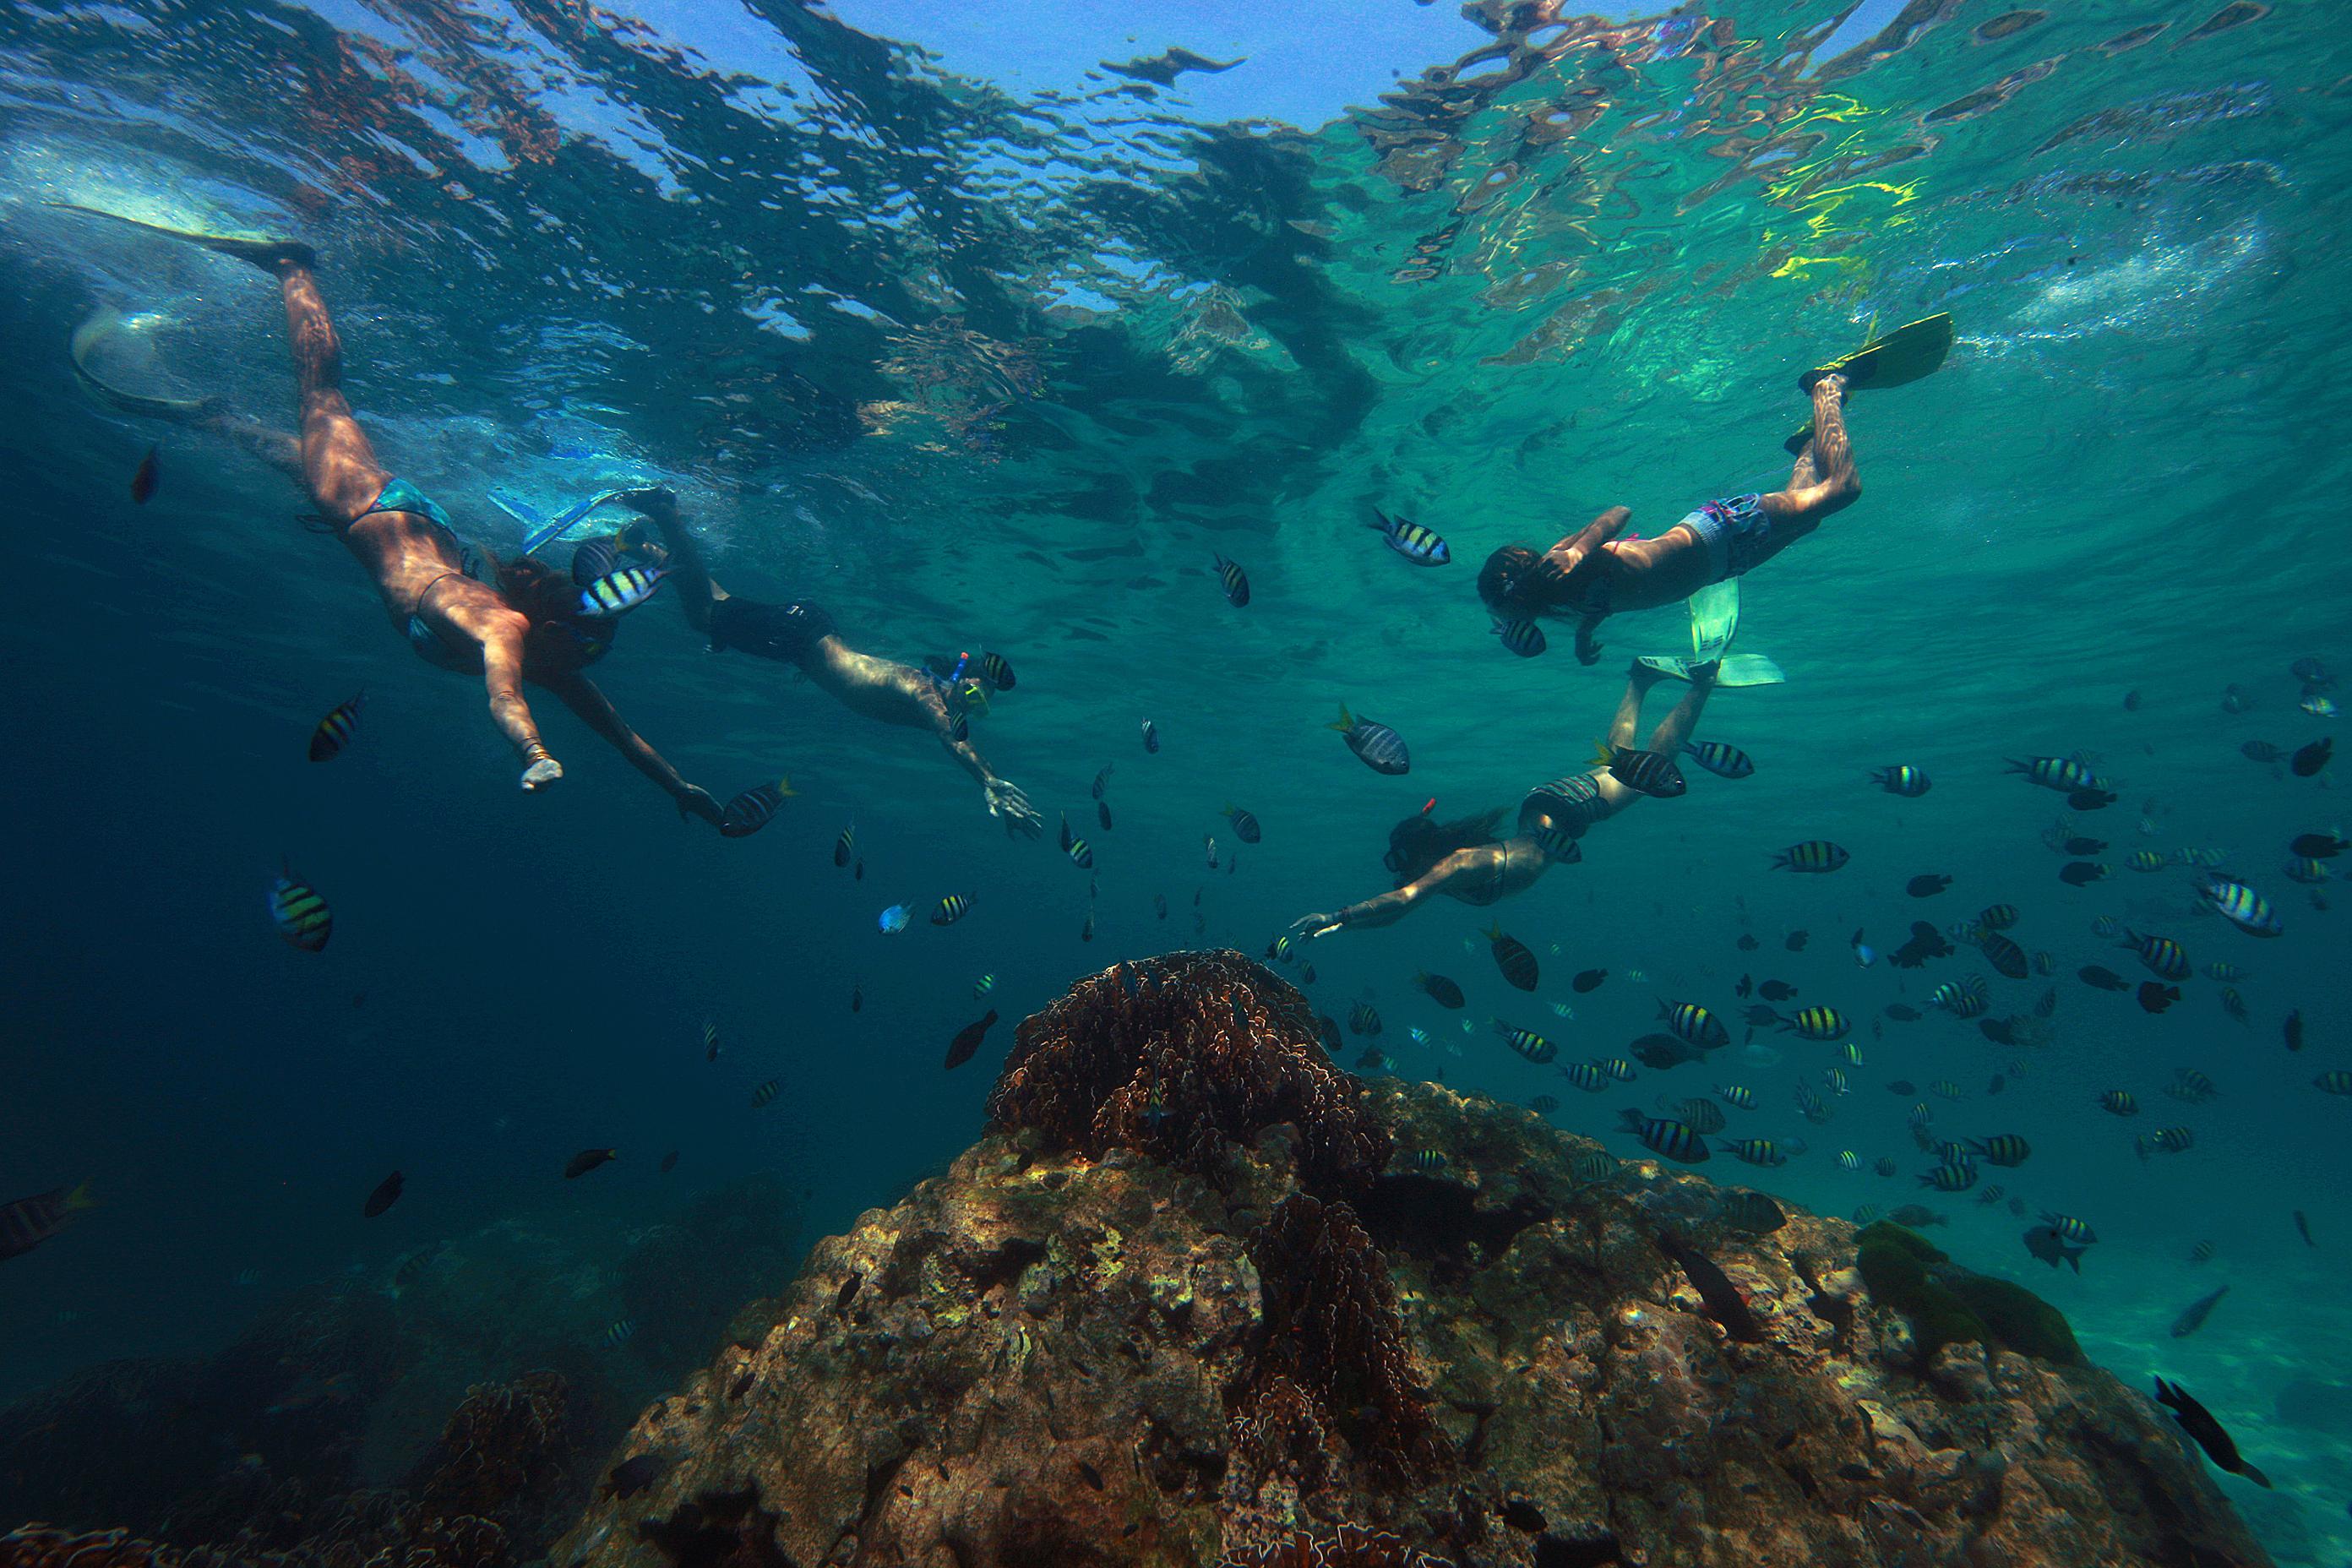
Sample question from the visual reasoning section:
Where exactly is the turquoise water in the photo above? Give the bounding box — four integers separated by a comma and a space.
2, 0, 2348, 1558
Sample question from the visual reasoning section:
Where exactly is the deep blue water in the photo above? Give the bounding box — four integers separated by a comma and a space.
3, 0, 2350, 1560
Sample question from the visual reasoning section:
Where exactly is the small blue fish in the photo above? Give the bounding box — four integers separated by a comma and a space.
878, 903, 913, 934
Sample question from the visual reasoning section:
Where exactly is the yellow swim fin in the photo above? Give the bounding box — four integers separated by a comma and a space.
1785, 312, 1955, 453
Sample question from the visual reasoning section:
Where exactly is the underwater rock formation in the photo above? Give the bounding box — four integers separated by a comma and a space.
553, 966, 2273, 1568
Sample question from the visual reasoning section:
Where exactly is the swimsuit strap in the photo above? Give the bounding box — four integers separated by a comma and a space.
411, 569, 464, 622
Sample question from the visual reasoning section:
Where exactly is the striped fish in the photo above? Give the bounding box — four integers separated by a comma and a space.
2165, 1069, 2219, 1102
1838, 1151, 1859, 1170
1871, 764, 1931, 797
2127, 849, 2171, 873
1682, 740, 1755, 780
1658, 999, 1729, 1049
1571, 1152, 1619, 1184
2138, 1127, 2196, 1158
931, 893, 974, 926
703, 1020, 721, 1061
2206, 960, 2250, 982
1773, 1005, 1849, 1042
1211, 553, 1250, 607
1928, 979, 1985, 1018
1597, 1056, 1636, 1081
972, 973, 997, 999
1557, 1060, 1609, 1092
2006, 755, 2101, 792
1604, 745, 1686, 798
2199, 875, 2281, 938
1619, 1110, 1710, 1164
1714, 1084, 1756, 1109
575, 562, 667, 616
835, 824, 856, 867
721, 779, 795, 838
2121, 929, 2190, 980
270, 868, 333, 952
1918, 1161, 1978, 1191
1492, 1021, 1556, 1064
604, 1317, 637, 1348
1873, 1156, 1898, 1177
1487, 924, 1540, 991
1493, 618, 1547, 657
751, 1078, 783, 1108
2098, 1089, 2137, 1116
1, 1184, 94, 1263
1967, 1134, 2032, 1167
1977, 904, 2019, 931
307, 690, 365, 762
1822, 1067, 1849, 1096
2041, 1212, 2097, 1244
2313, 1070, 2352, 1096
1222, 804, 1262, 844
1977, 930, 2029, 980
1718, 1138, 1788, 1167
1329, 704, 1410, 775
1365, 508, 1451, 565
1932, 1079, 1965, 1101
1772, 840, 1849, 874
1977, 1184, 2006, 1206
1673, 1097, 1727, 1134
1404, 1149, 1449, 1173
980, 651, 1016, 691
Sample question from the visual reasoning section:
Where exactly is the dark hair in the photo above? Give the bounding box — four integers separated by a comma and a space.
1384, 808, 1506, 886
497, 553, 579, 625
1478, 544, 1551, 618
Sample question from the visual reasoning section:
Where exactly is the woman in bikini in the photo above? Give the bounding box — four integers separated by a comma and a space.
59, 208, 721, 822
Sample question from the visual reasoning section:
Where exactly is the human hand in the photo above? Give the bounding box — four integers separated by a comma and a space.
520, 754, 564, 791
986, 778, 1044, 839
1288, 911, 1345, 942
677, 783, 724, 827
616, 484, 678, 517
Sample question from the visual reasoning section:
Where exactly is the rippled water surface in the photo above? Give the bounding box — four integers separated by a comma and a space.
3, 0, 2349, 1559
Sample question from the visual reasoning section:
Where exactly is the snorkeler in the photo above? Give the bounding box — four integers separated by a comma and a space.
613, 486, 1044, 838
56, 206, 721, 819
1286, 661, 1714, 939
1479, 315, 1951, 665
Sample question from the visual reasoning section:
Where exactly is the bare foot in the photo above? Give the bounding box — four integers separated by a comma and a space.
521, 755, 564, 791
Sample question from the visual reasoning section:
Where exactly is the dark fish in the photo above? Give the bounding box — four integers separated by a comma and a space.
835, 825, 855, 867
1486, 924, 1539, 990
2077, 965, 2131, 992
1683, 739, 1755, 780
1978, 931, 2029, 980
854, 858, 864, 880
1329, 705, 1410, 775
1572, 968, 1608, 994
2240, 740, 2284, 763
660, 1151, 678, 1173
1968, 1134, 2031, 1167
605, 1453, 668, 1500
1211, 552, 1250, 607
2290, 832, 2343, 859
2170, 1286, 2229, 1339
1758, 980, 1798, 1001
1773, 841, 1848, 873
1153, 893, 1168, 920
2068, 787, 2117, 810
1619, 1109, 1709, 1163
2284, 1009, 2303, 1052
1721, 1190, 1787, 1233
2291, 738, 2330, 776
362, 1171, 403, 1219
1092, 764, 1114, 800
1098, 801, 1113, 830
1979, 1017, 2015, 1046
308, 691, 366, 762
129, 444, 160, 504
270, 868, 333, 952
945, 1009, 999, 1070
1784, 930, 1810, 951
2022, 1224, 2087, 1272
1628, 1032, 1701, 1070
2059, 861, 2108, 886
1884, 1007, 1920, 1023
1907, 874, 1952, 897
2137, 982, 2180, 1014
564, 1148, 618, 1179
2122, 689, 2141, 711
2294, 1210, 2314, 1247
835, 1272, 862, 1312
1737, 934, 1760, 950
1222, 804, 1262, 843
1655, 1233, 1761, 1342
2153, 1379, 2271, 1489
1494, 618, 1547, 657
980, 651, 1015, 691
1988, 1074, 2006, 1095
1141, 719, 1160, 753
1607, 745, 1685, 798
1742, 1004, 1778, 1027
721, 780, 795, 837
572, 535, 621, 586
1416, 972, 1466, 1009
1075, 1458, 1107, 1491
851, 985, 863, 1014
2061, 836, 2108, 856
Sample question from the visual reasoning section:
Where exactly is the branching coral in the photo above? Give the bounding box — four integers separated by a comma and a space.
1217, 1525, 1447, 1567
1238, 1195, 1448, 1487
411, 1372, 577, 1524
986, 950, 1389, 1192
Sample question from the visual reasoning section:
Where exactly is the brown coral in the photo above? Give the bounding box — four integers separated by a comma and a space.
986, 950, 1388, 1192
0, 1497, 511, 1568
1217, 1526, 1446, 1567
409, 1372, 577, 1527
1238, 1195, 1448, 1488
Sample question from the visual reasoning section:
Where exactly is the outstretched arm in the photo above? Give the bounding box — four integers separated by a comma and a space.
538, 670, 722, 825
1289, 844, 1509, 939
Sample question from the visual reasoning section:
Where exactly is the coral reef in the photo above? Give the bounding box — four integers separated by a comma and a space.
986, 951, 1389, 1193
0, 1496, 510, 1568
1854, 1222, 2085, 1367
409, 1372, 586, 1546
1235, 1195, 1446, 1488
554, 1047, 2273, 1568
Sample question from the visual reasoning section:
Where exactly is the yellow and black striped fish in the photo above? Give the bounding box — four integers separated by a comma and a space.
1490, 1020, 1554, 1064
1871, 764, 1930, 797
1, 1183, 95, 1263
1773, 1005, 1849, 1042
2041, 1211, 2097, 1244
2317, 1070, 2352, 1096
1918, 1161, 1978, 1191
1211, 552, 1250, 607
1967, 1134, 2032, 1167
1364, 508, 1451, 566
931, 893, 974, 926
751, 1078, 782, 1108
1557, 1061, 1609, 1092
1717, 1137, 1788, 1167
574, 563, 667, 616
1618, 1110, 1710, 1164
1772, 839, 1850, 874
1658, 999, 1728, 1049
1714, 1085, 1756, 1108
2097, 1089, 2137, 1115
980, 651, 1016, 691
2121, 929, 2190, 980
270, 868, 332, 952
307, 690, 365, 762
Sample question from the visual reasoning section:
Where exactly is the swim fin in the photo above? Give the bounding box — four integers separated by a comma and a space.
1635, 654, 1786, 689
1637, 580, 1784, 688
70, 308, 223, 422
1784, 312, 1955, 453
46, 202, 316, 271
